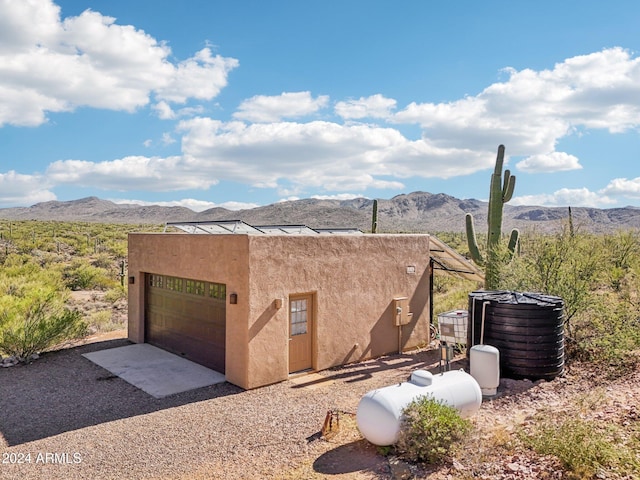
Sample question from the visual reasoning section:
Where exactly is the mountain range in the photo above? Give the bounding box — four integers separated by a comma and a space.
0, 192, 639, 234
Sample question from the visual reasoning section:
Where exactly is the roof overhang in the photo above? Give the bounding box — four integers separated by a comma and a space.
429, 236, 484, 283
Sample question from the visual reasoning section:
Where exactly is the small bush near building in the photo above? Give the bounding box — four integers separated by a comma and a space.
395, 396, 472, 464
0, 292, 87, 360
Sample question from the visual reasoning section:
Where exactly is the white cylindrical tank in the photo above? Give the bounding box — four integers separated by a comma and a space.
470, 344, 500, 397
356, 369, 482, 446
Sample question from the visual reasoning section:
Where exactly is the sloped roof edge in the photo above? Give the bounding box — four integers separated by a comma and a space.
429, 236, 484, 283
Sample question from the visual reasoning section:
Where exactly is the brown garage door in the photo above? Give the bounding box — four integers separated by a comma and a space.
145, 274, 226, 373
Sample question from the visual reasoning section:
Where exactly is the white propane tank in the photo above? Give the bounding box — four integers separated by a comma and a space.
470, 344, 500, 397
356, 369, 482, 446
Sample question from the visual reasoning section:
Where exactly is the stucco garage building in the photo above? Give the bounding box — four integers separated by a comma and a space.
127, 221, 433, 390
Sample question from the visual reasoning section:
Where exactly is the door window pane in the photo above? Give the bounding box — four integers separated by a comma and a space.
290, 299, 308, 336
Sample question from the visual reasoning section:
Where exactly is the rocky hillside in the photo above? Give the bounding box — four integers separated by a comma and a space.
0, 192, 639, 233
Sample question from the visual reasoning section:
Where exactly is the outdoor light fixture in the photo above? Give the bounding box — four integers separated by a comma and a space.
128, 276, 135, 284
229, 293, 238, 304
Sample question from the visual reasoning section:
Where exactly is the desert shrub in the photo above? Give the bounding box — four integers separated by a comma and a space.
2, 252, 38, 269
0, 291, 87, 359
0, 255, 65, 297
573, 297, 640, 373
91, 252, 114, 269
520, 416, 640, 479
63, 260, 114, 290
500, 226, 603, 324
87, 310, 121, 333
395, 396, 472, 464
104, 286, 127, 303
432, 273, 480, 315
103, 240, 127, 258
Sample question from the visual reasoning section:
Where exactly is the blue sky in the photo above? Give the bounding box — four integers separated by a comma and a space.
1, 0, 639, 211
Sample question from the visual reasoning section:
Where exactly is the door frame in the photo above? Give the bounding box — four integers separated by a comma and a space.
288, 292, 316, 374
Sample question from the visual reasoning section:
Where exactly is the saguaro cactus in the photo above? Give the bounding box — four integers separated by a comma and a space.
466, 144, 519, 289
371, 199, 378, 233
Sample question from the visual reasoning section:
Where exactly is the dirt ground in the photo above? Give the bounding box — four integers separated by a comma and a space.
280, 358, 640, 480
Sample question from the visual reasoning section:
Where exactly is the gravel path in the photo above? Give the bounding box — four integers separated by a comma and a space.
0, 338, 442, 480
4, 338, 637, 479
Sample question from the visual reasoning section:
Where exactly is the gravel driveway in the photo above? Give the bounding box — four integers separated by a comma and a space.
0, 338, 443, 480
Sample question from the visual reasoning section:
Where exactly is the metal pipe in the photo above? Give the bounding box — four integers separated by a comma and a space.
480, 301, 490, 345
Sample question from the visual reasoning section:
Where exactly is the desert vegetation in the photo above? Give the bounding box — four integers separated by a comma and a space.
0, 220, 162, 360
433, 223, 640, 374
396, 397, 472, 465
422, 223, 640, 478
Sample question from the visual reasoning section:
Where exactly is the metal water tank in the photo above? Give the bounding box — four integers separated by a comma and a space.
468, 290, 564, 380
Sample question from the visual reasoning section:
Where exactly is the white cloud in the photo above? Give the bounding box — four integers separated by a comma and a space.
335, 94, 397, 119
154, 48, 238, 104
177, 117, 490, 193
112, 198, 258, 211
153, 101, 205, 120
0, 170, 56, 206
0, 0, 61, 54
511, 188, 616, 208
176, 105, 205, 117
516, 151, 582, 173
277, 196, 301, 203
161, 133, 176, 145
199, 47, 638, 199
233, 91, 329, 122
311, 193, 366, 201
392, 47, 640, 156
46, 156, 217, 191
217, 200, 260, 211
0, 1, 238, 126
600, 177, 640, 199
153, 101, 175, 120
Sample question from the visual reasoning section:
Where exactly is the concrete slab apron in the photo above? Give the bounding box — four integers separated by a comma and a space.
82, 343, 225, 398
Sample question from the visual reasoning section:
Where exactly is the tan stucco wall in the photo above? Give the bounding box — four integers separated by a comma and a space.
128, 233, 431, 390
127, 233, 251, 388
244, 234, 431, 388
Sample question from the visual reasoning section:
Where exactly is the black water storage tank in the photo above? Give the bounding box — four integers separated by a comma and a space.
468, 291, 565, 380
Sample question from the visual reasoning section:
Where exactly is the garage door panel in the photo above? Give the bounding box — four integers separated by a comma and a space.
164, 296, 185, 311
145, 274, 226, 373
207, 305, 225, 324
165, 333, 225, 368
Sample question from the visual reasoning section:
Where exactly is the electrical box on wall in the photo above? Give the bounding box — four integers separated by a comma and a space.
393, 297, 413, 326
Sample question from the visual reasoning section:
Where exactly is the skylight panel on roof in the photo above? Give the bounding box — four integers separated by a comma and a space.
165, 221, 362, 236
